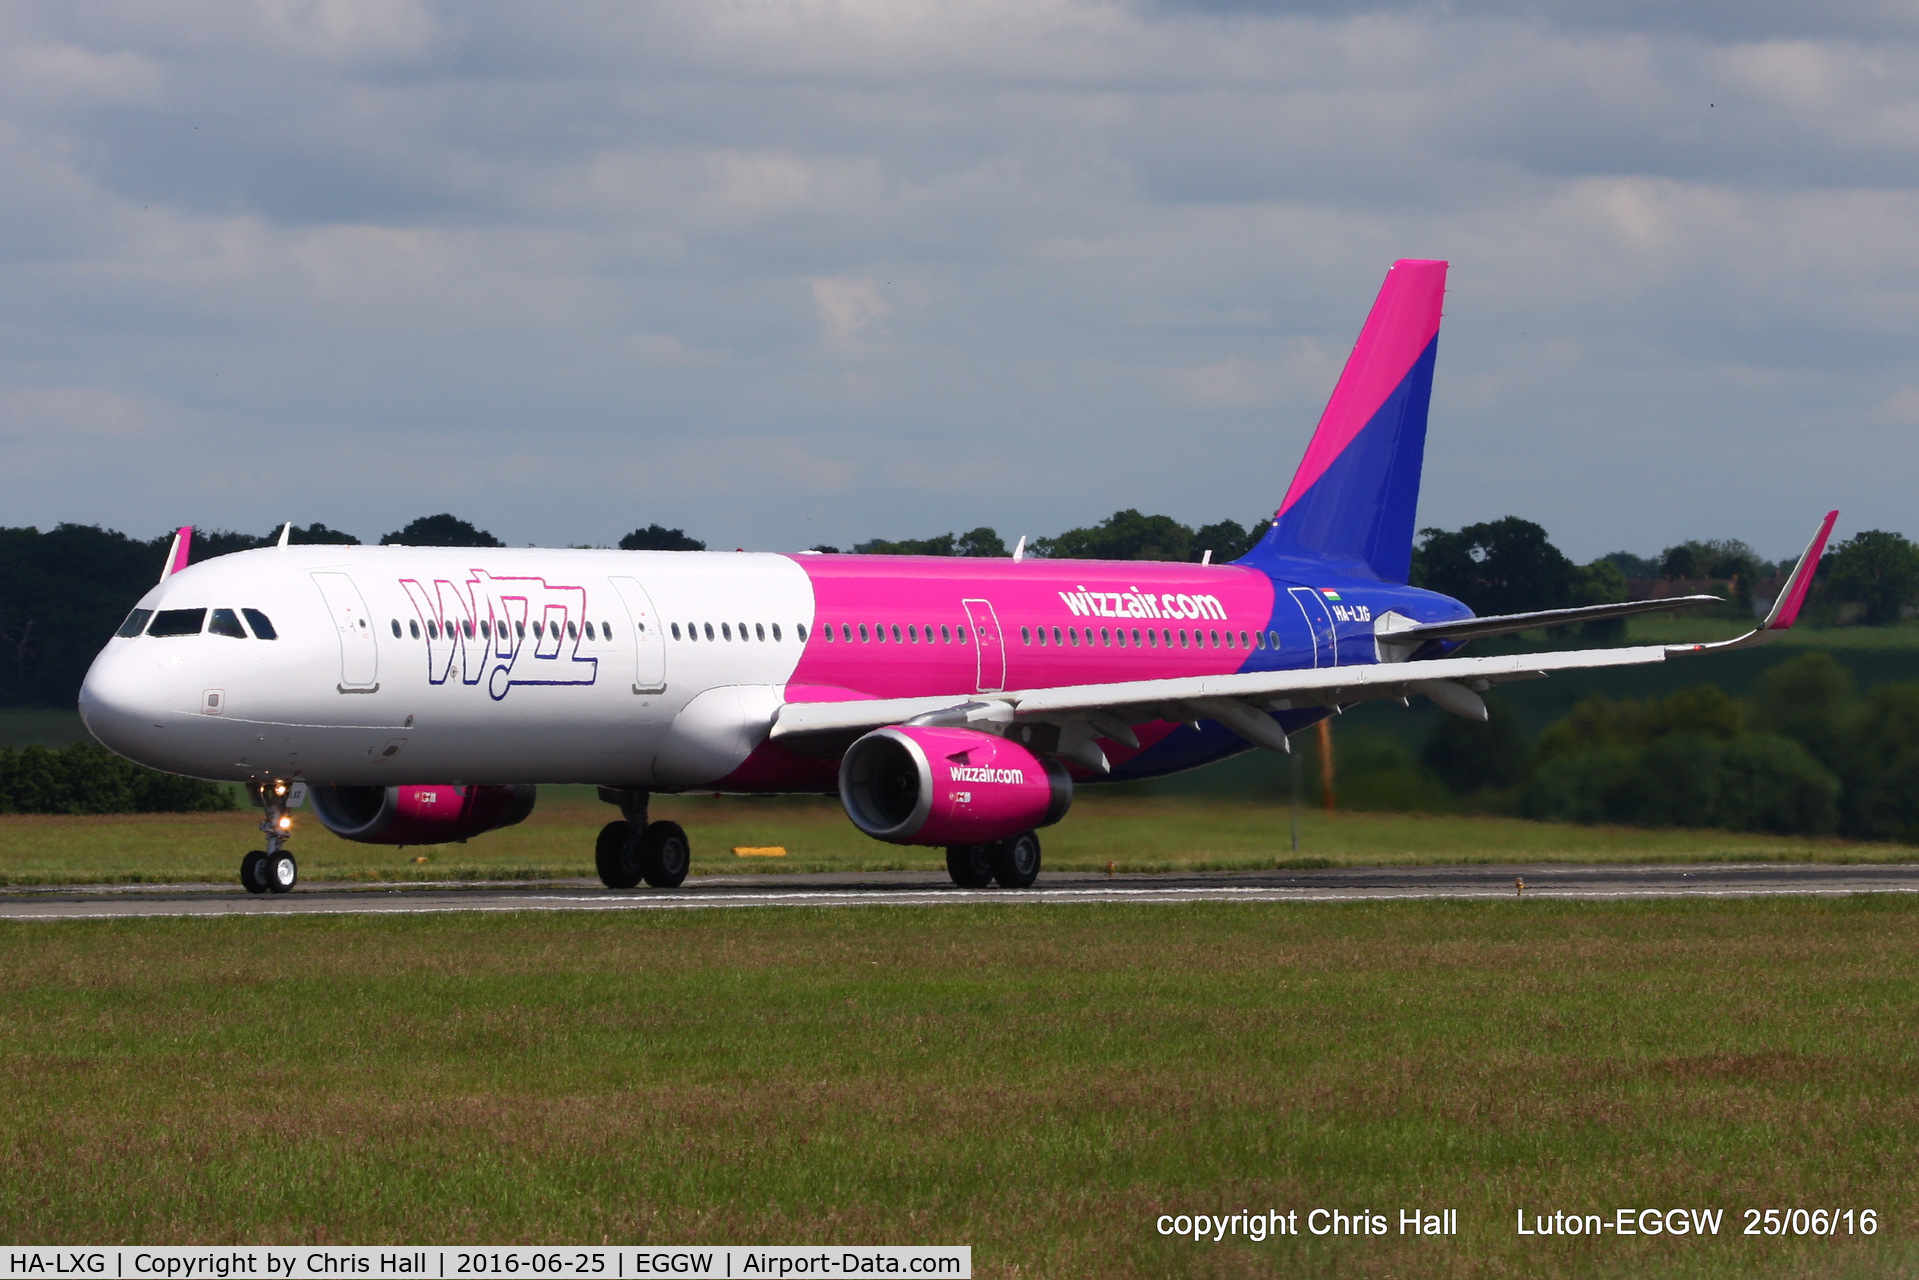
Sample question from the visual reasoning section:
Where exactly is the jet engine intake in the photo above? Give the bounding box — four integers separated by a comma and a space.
308, 783, 537, 845
839, 725, 1071, 846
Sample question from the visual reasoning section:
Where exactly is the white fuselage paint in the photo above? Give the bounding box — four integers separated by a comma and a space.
80, 547, 815, 789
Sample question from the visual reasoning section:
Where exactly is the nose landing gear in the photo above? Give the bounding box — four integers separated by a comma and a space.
242, 781, 298, 894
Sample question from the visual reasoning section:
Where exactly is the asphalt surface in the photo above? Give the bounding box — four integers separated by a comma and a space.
2, 861, 1917, 920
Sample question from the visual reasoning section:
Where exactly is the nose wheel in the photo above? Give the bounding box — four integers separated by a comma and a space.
242, 781, 299, 894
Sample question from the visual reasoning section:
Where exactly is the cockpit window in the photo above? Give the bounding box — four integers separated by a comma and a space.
147, 608, 207, 637
209, 608, 247, 639
242, 609, 278, 640
117, 609, 152, 638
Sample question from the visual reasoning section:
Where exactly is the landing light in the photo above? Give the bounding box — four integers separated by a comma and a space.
277, 816, 292, 831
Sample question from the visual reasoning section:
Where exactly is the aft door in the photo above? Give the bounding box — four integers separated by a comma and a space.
311, 571, 379, 691
1287, 587, 1338, 668
962, 599, 1006, 693
609, 576, 668, 694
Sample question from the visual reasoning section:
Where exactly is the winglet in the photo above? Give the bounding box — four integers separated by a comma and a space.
1761, 509, 1839, 632
158, 526, 192, 582
1670, 510, 1838, 655
277, 521, 293, 549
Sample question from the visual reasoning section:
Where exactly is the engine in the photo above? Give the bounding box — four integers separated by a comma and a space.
839, 725, 1072, 846
308, 783, 537, 845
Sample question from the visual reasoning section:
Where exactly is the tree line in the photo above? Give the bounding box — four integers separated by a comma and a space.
1405, 652, 1919, 842
1, 509, 1914, 709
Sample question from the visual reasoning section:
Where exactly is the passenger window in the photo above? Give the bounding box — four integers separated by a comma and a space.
480, 620, 491, 639
387, 618, 401, 639
822, 624, 834, 642
1036, 627, 1047, 647
721, 623, 732, 641
738, 622, 748, 640
1210, 629, 1220, 647
409, 620, 420, 640
603, 621, 612, 640
1100, 628, 1110, 646
671, 623, 682, 640
1225, 630, 1234, 649
568, 620, 579, 640
210, 609, 248, 639
704, 623, 715, 640
1179, 629, 1188, 648
756, 623, 766, 641
891, 624, 901, 643
794, 623, 806, 641
147, 608, 206, 637
1147, 629, 1157, 648
941, 624, 951, 643
958, 627, 968, 643
427, 620, 439, 640
1069, 628, 1079, 647
1021, 626, 1031, 644
117, 609, 153, 638
517, 621, 526, 638
859, 624, 869, 642
840, 623, 850, 641
1051, 627, 1061, 645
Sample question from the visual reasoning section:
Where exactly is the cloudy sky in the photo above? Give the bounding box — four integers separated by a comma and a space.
3, 0, 1916, 560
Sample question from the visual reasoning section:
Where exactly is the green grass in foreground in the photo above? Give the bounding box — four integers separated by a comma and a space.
0, 789, 1906, 885
1, 899, 1914, 1278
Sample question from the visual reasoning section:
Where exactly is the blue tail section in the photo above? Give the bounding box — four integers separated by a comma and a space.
1238, 259, 1447, 584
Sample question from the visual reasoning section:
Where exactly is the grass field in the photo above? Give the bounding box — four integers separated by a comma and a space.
0, 787, 1907, 886
0, 898, 1913, 1277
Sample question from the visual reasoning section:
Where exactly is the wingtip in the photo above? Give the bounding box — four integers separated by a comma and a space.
1765, 509, 1839, 632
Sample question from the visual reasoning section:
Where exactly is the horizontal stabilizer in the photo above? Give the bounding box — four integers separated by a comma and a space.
1377, 594, 1722, 653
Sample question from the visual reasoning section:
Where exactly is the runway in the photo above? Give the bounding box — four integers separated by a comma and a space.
3, 860, 1917, 920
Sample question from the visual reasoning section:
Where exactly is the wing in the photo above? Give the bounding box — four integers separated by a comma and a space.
770, 511, 1840, 768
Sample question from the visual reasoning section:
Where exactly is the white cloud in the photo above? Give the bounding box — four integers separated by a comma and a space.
809, 277, 890, 347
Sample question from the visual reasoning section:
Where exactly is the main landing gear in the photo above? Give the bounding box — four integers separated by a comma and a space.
946, 830, 1042, 890
594, 787, 690, 889
242, 780, 298, 895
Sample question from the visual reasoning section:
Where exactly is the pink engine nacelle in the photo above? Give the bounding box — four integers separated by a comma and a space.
307, 783, 537, 845
839, 725, 1072, 846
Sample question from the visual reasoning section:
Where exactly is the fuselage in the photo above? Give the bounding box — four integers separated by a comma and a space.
78, 546, 1472, 791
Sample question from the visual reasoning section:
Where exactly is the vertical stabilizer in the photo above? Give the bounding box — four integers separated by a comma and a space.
1240, 259, 1447, 582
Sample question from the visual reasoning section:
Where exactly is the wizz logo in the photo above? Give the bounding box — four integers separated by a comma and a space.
949, 764, 1025, 785
400, 570, 599, 701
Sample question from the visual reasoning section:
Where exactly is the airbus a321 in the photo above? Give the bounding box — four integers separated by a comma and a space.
78, 260, 1838, 893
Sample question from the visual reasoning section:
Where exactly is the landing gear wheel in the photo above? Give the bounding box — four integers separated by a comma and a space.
595, 820, 642, 889
637, 820, 690, 889
990, 831, 1041, 889
946, 844, 994, 889
266, 851, 298, 894
240, 850, 269, 894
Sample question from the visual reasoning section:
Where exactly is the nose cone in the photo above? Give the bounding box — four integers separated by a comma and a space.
78, 646, 177, 766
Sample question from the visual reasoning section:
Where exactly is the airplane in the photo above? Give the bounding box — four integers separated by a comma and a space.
77, 259, 1839, 895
